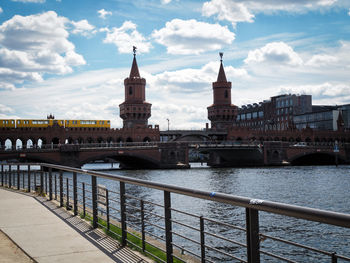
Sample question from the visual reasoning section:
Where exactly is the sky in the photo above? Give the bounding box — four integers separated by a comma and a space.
0, 0, 350, 130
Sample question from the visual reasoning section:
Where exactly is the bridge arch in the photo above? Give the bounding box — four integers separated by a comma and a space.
289, 152, 345, 165
80, 152, 160, 169
173, 134, 210, 142
5, 138, 14, 150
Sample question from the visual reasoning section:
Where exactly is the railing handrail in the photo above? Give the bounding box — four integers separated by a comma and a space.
4, 162, 348, 228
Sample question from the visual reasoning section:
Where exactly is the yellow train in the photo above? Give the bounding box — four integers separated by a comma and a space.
0, 118, 111, 128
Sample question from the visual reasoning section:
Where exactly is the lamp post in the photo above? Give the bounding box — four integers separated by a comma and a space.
166, 118, 169, 131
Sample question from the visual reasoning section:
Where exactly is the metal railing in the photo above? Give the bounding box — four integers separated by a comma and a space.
1, 163, 350, 262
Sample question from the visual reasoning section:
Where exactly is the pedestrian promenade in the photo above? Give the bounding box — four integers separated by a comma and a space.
0, 188, 151, 263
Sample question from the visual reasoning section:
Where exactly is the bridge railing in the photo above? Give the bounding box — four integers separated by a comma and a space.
1, 163, 350, 262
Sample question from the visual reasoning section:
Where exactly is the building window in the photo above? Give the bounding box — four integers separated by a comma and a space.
224, 90, 228, 98
129, 86, 133, 95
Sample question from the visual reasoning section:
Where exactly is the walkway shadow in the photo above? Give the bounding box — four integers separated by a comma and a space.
35, 196, 150, 263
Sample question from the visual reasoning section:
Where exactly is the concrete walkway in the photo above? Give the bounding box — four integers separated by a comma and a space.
0, 188, 150, 263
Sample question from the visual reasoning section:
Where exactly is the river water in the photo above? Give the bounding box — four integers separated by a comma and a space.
80, 163, 350, 262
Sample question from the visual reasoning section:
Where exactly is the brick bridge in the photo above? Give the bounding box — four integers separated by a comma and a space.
189, 141, 350, 167
0, 143, 189, 169
0, 141, 349, 168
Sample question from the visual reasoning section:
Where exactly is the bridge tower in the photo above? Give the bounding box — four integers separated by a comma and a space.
207, 53, 238, 130
119, 47, 152, 128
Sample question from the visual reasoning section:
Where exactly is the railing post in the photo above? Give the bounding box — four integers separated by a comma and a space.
17, 165, 20, 190
91, 175, 98, 228
22, 170, 25, 189
82, 182, 86, 218
200, 216, 205, 263
54, 175, 57, 200
332, 252, 338, 263
106, 189, 110, 231
246, 208, 260, 263
40, 170, 44, 195
120, 181, 127, 246
8, 165, 11, 188
45, 171, 47, 194
66, 177, 70, 210
141, 200, 146, 252
1, 164, 3, 186
49, 168, 53, 200
59, 171, 63, 207
27, 165, 30, 192
73, 172, 77, 216
164, 190, 173, 263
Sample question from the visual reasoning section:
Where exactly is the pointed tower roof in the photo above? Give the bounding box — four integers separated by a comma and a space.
129, 54, 140, 78
217, 52, 227, 82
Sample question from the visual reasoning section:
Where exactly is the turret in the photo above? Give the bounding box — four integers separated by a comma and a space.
119, 47, 152, 128
207, 53, 237, 130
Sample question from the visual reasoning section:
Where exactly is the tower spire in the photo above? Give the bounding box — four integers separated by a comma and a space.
217, 52, 227, 82
129, 46, 140, 78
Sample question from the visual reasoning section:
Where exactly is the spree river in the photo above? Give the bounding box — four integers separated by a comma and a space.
81, 163, 350, 262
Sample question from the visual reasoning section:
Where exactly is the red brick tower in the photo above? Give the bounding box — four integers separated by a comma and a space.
119, 47, 152, 128
207, 53, 238, 130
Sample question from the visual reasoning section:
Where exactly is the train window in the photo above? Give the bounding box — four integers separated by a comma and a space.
11, 121, 14, 124
107, 121, 110, 124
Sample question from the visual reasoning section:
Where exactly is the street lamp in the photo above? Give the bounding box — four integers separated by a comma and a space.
166, 118, 169, 131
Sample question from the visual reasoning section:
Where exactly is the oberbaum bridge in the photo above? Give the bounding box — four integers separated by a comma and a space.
1, 51, 350, 168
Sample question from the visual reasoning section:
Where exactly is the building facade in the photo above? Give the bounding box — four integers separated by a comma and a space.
234, 94, 312, 131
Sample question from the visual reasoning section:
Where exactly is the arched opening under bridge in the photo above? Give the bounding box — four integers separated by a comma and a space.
290, 152, 345, 166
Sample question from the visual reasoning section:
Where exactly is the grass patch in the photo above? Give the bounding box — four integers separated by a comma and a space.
80, 212, 184, 263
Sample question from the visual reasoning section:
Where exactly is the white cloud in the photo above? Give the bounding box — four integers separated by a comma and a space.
103, 21, 152, 54
0, 11, 85, 89
161, 0, 172, 4
278, 82, 350, 104
152, 19, 235, 55
202, 0, 339, 26
348, 8, 350, 15
244, 42, 303, 66
0, 104, 14, 114
98, 9, 112, 19
0, 7, 3, 14
305, 54, 338, 67
11, 0, 45, 3
71, 19, 96, 37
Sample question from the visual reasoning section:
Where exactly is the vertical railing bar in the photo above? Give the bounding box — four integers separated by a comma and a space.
1, 164, 3, 187
40, 170, 44, 195
27, 165, 30, 192
106, 189, 110, 231
66, 177, 70, 210
34, 172, 37, 192
45, 171, 47, 194
120, 181, 127, 246
59, 171, 63, 207
200, 216, 205, 263
141, 200, 146, 252
17, 164, 20, 190
22, 170, 25, 190
164, 190, 173, 263
91, 175, 98, 228
82, 182, 86, 218
54, 174, 57, 200
246, 208, 260, 263
8, 165, 12, 188
73, 172, 77, 216
49, 168, 53, 200
332, 252, 338, 263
